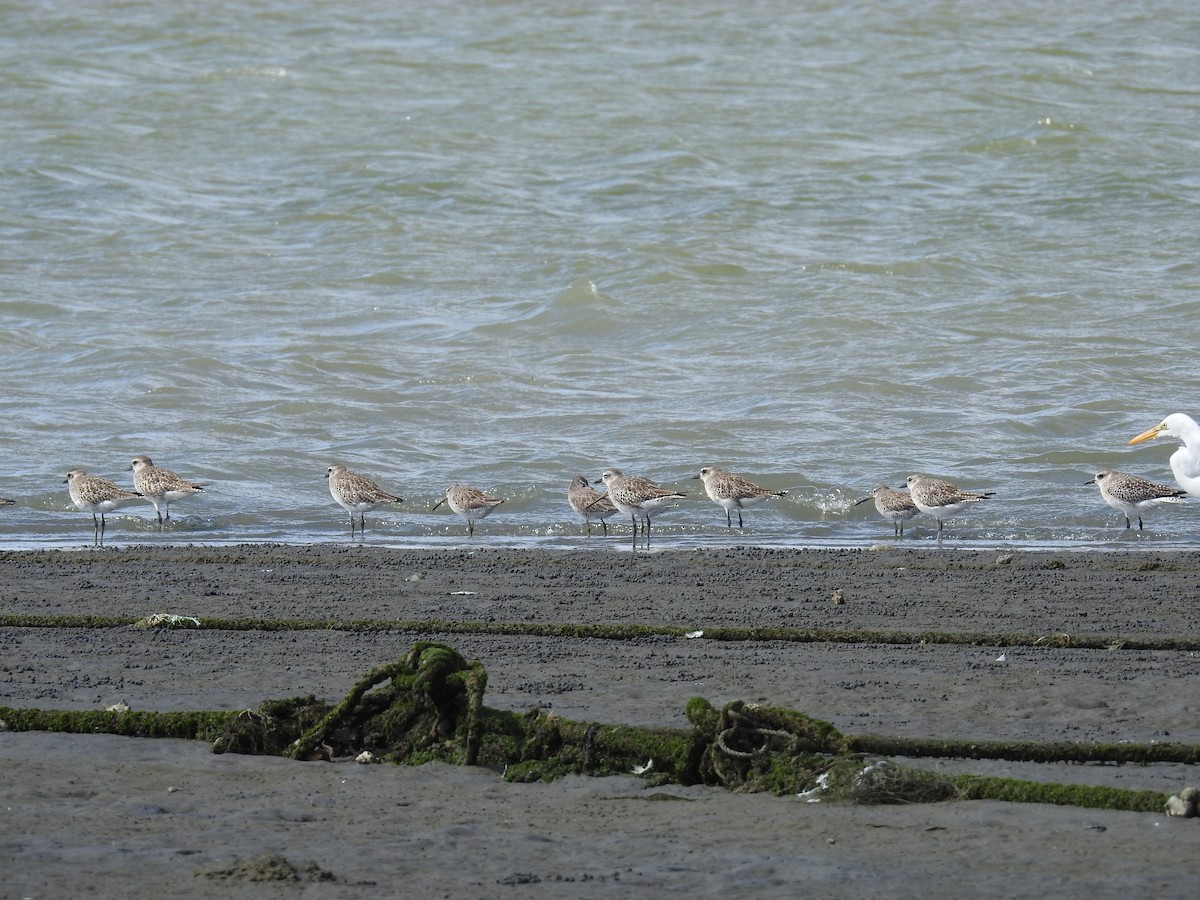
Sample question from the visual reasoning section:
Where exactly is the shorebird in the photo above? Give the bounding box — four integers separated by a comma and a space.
432, 484, 504, 536
0, 497, 13, 507
596, 468, 687, 549
905, 474, 994, 538
129, 455, 206, 529
567, 475, 618, 535
326, 464, 403, 537
692, 465, 787, 528
1086, 468, 1186, 531
1127, 413, 1200, 498
64, 469, 144, 545
854, 484, 919, 536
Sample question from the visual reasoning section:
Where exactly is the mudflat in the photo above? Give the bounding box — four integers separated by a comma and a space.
2, 545, 1197, 898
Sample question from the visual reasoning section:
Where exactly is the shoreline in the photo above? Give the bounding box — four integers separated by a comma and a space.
3, 528, 1198, 554
3, 544, 1199, 897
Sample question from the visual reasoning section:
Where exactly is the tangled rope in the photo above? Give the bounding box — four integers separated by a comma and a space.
686, 698, 845, 793
199, 642, 1187, 812
212, 642, 488, 764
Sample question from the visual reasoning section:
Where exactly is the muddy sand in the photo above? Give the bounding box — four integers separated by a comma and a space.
2, 544, 1198, 898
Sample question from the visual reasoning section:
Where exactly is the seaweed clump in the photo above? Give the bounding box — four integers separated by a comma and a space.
207, 642, 848, 792
198, 641, 1184, 813
213, 641, 489, 765
687, 698, 845, 794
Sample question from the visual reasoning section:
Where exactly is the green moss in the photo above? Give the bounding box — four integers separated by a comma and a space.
954, 775, 1168, 812
0, 614, 138, 629
5, 613, 1200, 653
3, 640, 1195, 816
279, 642, 490, 765
212, 696, 328, 756
847, 734, 1200, 765
0, 707, 237, 741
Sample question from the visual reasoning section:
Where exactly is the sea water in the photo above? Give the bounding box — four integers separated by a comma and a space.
2, 0, 1199, 549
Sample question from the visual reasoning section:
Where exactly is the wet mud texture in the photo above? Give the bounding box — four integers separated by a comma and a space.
2, 545, 1199, 898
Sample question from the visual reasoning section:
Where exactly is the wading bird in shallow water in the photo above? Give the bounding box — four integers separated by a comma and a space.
595, 468, 687, 550
692, 466, 788, 529
1085, 468, 1186, 531
567, 475, 618, 536
1127, 413, 1200, 499
64, 469, 143, 545
129, 455, 206, 530
326, 464, 403, 537
905, 474, 994, 539
433, 484, 505, 536
0, 497, 12, 507
854, 484, 919, 536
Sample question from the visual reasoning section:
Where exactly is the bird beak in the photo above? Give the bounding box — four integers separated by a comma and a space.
1128, 424, 1165, 446
852, 496, 871, 506
431, 498, 446, 511
691, 474, 701, 480
1083, 479, 1095, 485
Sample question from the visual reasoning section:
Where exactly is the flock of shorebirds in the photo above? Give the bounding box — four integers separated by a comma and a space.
8, 413, 1200, 548
855, 414, 1200, 540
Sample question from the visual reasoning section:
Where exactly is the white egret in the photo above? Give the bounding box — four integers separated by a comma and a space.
1127, 414, 1200, 498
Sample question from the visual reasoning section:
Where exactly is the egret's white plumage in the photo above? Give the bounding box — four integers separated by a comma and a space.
1127, 413, 1200, 499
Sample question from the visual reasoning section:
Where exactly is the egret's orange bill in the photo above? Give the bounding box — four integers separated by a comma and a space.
1128, 424, 1164, 446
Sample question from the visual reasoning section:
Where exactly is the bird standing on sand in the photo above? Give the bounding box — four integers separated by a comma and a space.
567, 475, 618, 536
433, 484, 505, 536
596, 468, 686, 549
692, 465, 787, 528
65, 469, 143, 545
326, 464, 403, 537
854, 484, 919, 536
1086, 468, 1186, 531
1127, 413, 1200, 499
905, 474, 994, 538
129, 455, 206, 529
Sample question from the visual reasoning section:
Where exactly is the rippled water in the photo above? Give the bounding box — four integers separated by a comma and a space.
2, 1, 1199, 550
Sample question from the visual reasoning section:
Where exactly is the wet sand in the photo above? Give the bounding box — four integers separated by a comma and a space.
2, 544, 1198, 897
